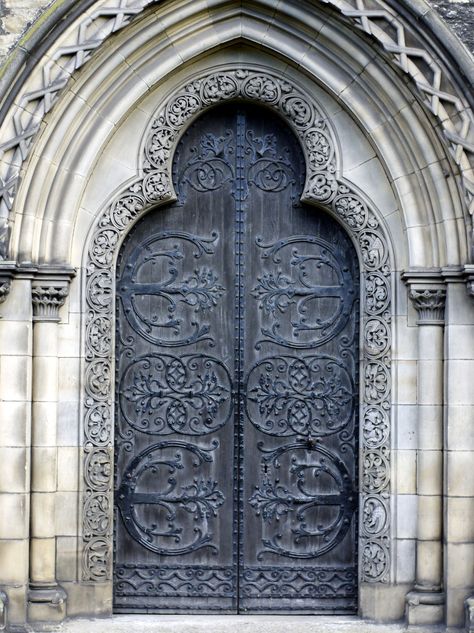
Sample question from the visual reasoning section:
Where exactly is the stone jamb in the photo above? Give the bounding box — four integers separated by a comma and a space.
402, 269, 447, 625
81, 68, 394, 597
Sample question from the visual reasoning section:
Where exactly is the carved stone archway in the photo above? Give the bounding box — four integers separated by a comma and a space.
82, 67, 393, 590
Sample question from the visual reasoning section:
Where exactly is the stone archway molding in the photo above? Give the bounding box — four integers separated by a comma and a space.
82, 67, 393, 589
0, 0, 473, 261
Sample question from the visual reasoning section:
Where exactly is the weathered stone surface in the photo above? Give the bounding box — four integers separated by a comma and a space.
46, 614, 438, 633
429, 0, 474, 53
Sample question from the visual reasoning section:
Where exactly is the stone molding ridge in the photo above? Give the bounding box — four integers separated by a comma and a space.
408, 288, 447, 324
27, 585, 67, 606
406, 588, 445, 605
405, 587, 445, 625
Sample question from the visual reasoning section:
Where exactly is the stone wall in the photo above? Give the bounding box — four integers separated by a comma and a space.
0, 0, 53, 65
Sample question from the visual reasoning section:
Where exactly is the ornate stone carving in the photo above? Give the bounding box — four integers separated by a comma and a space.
32, 285, 69, 321
82, 68, 392, 584
0, 280, 10, 304
409, 288, 446, 324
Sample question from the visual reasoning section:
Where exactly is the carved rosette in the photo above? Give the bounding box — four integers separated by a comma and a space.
32, 285, 69, 321
409, 288, 446, 325
82, 68, 392, 584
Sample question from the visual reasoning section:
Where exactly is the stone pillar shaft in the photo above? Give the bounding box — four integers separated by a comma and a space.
28, 282, 71, 623
405, 283, 446, 626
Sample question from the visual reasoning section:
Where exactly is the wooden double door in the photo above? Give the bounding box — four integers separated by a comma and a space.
114, 104, 359, 613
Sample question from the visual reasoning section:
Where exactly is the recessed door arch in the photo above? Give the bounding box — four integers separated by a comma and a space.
113, 103, 359, 613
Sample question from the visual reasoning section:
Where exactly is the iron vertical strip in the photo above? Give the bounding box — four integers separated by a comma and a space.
234, 112, 246, 611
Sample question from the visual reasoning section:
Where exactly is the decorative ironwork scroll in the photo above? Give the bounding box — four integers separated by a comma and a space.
82, 68, 392, 584
115, 565, 235, 599
117, 231, 225, 347
245, 355, 355, 437
118, 354, 232, 436
248, 442, 357, 560
116, 440, 224, 556
252, 236, 355, 348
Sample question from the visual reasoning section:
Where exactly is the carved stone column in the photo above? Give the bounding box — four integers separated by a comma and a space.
404, 276, 446, 625
28, 272, 73, 624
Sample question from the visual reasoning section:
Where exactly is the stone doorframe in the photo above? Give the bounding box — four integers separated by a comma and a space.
81, 67, 393, 590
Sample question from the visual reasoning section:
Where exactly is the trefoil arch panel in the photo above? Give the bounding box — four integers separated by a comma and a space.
82, 68, 393, 587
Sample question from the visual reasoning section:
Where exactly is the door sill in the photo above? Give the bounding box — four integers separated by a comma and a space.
56, 614, 437, 633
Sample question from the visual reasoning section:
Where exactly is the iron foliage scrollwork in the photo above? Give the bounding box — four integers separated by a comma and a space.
249, 442, 357, 560
241, 566, 356, 600
252, 235, 356, 348
245, 355, 355, 437
119, 354, 232, 436
116, 440, 224, 557
114, 565, 235, 598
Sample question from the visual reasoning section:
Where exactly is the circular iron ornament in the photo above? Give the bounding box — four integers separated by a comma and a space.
250, 442, 357, 560
82, 68, 392, 584
245, 354, 355, 437
116, 440, 224, 556
119, 354, 233, 436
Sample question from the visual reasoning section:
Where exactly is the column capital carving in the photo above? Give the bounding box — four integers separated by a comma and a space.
0, 279, 10, 304
31, 265, 76, 322
0, 262, 16, 312
463, 265, 474, 299
408, 288, 446, 325
402, 269, 446, 325
32, 285, 69, 321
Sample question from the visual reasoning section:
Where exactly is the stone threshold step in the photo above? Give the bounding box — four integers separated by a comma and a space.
31, 615, 447, 633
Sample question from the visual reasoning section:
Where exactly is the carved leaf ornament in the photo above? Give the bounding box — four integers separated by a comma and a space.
83, 69, 391, 584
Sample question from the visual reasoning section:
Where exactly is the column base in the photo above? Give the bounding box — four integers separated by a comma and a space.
465, 594, 474, 633
405, 588, 445, 626
27, 585, 67, 626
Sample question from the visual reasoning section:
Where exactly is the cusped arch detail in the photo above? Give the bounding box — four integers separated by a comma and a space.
82, 68, 392, 587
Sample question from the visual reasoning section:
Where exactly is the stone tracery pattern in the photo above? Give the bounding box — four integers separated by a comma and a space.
82, 69, 392, 584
